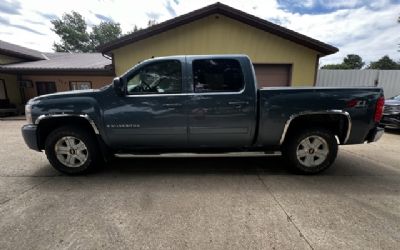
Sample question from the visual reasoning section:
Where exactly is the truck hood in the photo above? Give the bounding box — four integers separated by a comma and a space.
29, 89, 99, 103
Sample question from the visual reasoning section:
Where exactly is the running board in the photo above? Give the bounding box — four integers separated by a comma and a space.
115, 151, 282, 158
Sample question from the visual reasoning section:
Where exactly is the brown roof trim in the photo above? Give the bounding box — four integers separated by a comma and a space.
0, 68, 115, 76
98, 2, 338, 55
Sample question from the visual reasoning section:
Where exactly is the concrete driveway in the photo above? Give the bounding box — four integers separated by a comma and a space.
0, 120, 399, 249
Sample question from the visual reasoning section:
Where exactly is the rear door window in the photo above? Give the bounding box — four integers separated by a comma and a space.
192, 59, 244, 93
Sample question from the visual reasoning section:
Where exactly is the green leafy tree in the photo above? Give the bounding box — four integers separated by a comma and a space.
51, 11, 90, 52
52, 12, 123, 52
321, 54, 364, 69
343, 54, 365, 69
126, 25, 140, 35
147, 19, 157, 27
367, 55, 400, 70
89, 21, 122, 50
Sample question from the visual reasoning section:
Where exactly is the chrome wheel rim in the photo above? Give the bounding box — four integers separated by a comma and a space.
296, 136, 329, 167
55, 136, 88, 168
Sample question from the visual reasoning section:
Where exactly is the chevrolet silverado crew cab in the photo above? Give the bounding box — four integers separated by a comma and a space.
22, 55, 385, 175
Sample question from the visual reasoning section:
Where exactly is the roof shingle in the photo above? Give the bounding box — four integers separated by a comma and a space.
0, 52, 113, 75
0, 40, 45, 60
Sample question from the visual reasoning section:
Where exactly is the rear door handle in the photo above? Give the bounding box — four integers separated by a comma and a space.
162, 103, 182, 107
228, 101, 249, 105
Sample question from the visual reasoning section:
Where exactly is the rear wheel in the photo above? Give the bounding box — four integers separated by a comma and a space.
45, 126, 101, 175
283, 128, 338, 174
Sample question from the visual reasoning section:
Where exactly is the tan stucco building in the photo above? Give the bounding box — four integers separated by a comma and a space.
99, 2, 337, 88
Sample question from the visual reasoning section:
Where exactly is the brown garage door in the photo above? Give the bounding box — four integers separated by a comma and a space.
253, 64, 291, 88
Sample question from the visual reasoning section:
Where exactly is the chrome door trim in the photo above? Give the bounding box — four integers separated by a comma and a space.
35, 113, 100, 134
279, 110, 352, 145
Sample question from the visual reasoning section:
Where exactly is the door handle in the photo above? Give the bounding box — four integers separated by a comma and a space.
162, 103, 182, 107
228, 101, 249, 105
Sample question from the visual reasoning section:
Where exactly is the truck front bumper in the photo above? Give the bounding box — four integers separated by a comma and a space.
366, 127, 385, 143
21, 124, 40, 151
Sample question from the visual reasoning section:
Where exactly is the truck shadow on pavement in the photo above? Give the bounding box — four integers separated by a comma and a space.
384, 128, 400, 135
29, 152, 400, 199
102, 155, 291, 176
31, 150, 399, 178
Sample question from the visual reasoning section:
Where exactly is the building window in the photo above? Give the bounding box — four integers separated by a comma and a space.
193, 59, 244, 93
70, 81, 92, 90
36, 82, 57, 96
126, 60, 182, 94
0, 79, 7, 100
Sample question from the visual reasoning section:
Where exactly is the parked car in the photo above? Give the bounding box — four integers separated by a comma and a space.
381, 94, 400, 129
21, 55, 384, 175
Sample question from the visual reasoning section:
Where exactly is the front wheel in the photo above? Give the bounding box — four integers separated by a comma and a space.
45, 126, 101, 175
282, 128, 338, 174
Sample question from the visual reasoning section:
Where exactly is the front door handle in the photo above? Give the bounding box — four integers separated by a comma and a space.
228, 101, 249, 105
162, 103, 182, 107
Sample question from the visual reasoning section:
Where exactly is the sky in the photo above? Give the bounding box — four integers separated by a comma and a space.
0, 0, 399, 66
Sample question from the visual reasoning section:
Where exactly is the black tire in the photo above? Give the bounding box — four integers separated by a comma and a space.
282, 128, 338, 174
45, 126, 101, 175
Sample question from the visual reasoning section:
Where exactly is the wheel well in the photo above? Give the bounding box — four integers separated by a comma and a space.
283, 114, 350, 145
37, 117, 96, 150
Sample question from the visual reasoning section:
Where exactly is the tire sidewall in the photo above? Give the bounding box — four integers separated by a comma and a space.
45, 127, 99, 175
284, 129, 338, 174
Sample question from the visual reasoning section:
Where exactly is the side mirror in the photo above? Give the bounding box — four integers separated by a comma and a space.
113, 77, 124, 96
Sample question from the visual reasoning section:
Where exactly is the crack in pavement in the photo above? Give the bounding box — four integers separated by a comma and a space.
256, 172, 314, 250
0, 178, 53, 207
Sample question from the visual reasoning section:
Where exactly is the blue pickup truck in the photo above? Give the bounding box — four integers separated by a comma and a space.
22, 55, 384, 174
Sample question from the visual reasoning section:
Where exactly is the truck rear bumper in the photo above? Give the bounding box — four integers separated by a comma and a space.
366, 127, 384, 143
21, 124, 40, 151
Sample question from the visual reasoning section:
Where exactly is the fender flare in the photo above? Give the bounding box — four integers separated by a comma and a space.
279, 110, 352, 145
35, 113, 100, 135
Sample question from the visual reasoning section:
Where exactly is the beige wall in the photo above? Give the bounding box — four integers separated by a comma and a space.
112, 15, 320, 86
22, 75, 114, 100
0, 73, 21, 105
0, 54, 24, 65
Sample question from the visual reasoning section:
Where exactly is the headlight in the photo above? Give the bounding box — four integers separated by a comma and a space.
25, 104, 32, 124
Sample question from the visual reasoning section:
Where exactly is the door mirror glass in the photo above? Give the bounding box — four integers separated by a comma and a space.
113, 77, 124, 96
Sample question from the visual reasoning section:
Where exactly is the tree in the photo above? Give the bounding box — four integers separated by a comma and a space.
321, 54, 364, 69
126, 25, 140, 35
367, 55, 400, 70
51, 11, 90, 52
147, 19, 157, 27
89, 21, 122, 50
51, 12, 122, 52
342, 54, 364, 69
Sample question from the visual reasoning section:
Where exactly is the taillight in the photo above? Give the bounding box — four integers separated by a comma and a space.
374, 97, 385, 123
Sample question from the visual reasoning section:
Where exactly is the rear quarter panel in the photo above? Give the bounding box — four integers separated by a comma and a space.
256, 87, 383, 146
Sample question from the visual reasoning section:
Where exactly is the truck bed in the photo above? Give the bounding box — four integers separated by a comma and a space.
256, 87, 383, 146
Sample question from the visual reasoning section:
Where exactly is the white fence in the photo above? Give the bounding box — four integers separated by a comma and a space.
316, 69, 400, 98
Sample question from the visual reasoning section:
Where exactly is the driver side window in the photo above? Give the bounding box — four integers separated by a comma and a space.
127, 60, 182, 94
